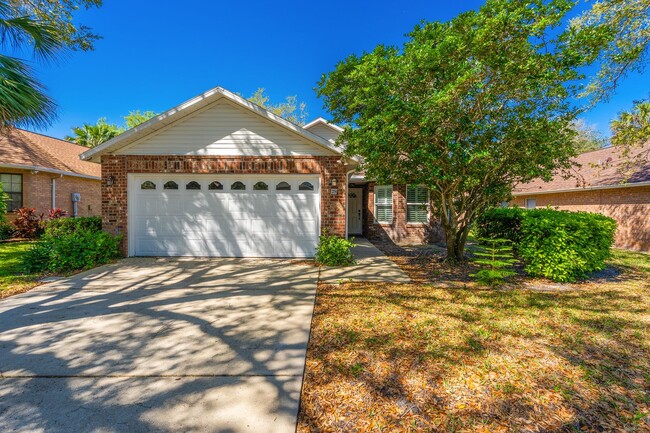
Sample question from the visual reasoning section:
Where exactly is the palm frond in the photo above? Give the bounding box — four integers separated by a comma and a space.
0, 54, 56, 129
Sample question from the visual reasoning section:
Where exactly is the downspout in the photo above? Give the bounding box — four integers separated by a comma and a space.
345, 168, 355, 238
51, 174, 63, 209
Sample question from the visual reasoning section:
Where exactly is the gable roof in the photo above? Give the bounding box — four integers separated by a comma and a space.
303, 117, 344, 133
80, 87, 347, 163
0, 128, 101, 179
513, 142, 650, 195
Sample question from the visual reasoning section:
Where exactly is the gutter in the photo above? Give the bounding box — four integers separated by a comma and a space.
512, 180, 650, 196
0, 164, 101, 181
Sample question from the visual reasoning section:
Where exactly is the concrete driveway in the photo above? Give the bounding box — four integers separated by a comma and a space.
0, 258, 319, 433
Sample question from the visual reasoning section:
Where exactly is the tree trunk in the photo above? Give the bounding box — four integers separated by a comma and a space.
443, 223, 469, 262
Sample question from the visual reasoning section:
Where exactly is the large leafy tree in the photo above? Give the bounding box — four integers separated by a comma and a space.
124, 110, 156, 129
568, 0, 650, 103
610, 100, 650, 163
247, 88, 308, 126
0, 0, 101, 129
571, 118, 608, 153
318, 0, 584, 261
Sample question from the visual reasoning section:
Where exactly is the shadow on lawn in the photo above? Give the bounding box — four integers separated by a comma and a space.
0, 258, 317, 433
299, 278, 649, 432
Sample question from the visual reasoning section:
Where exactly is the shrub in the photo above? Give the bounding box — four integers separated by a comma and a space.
22, 217, 121, 273
471, 238, 517, 287
0, 183, 7, 217
13, 208, 44, 238
475, 207, 526, 244
48, 208, 67, 220
315, 231, 355, 266
0, 220, 14, 240
45, 216, 102, 237
475, 207, 616, 282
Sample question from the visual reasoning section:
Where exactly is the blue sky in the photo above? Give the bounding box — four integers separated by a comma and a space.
32, 0, 649, 140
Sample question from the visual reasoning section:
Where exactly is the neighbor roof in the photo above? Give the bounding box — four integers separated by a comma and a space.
0, 128, 101, 179
513, 142, 650, 195
80, 87, 347, 163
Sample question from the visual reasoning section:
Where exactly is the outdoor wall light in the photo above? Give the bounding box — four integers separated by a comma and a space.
331, 178, 337, 187
107, 175, 115, 186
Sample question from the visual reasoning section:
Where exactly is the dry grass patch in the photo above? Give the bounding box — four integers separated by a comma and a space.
298, 251, 649, 432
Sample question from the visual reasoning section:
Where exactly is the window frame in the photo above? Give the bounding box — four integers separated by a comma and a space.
0, 173, 23, 211
374, 185, 393, 224
525, 198, 537, 209
406, 185, 430, 224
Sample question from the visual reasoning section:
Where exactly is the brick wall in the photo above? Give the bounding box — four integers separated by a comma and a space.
1, 167, 101, 220
101, 155, 347, 255
365, 182, 443, 245
512, 186, 650, 252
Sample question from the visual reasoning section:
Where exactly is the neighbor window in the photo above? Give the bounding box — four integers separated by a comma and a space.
0, 173, 22, 211
163, 181, 178, 190
374, 185, 393, 224
406, 185, 429, 224
525, 198, 536, 209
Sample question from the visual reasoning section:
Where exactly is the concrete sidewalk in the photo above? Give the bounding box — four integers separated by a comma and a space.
319, 238, 411, 284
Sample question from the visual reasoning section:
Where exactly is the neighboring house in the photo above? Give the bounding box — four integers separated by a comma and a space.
0, 128, 102, 219
81, 86, 439, 258
512, 143, 650, 252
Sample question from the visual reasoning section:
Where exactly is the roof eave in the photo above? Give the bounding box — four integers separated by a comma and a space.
0, 163, 101, 180
80, 87, 345, 162
512, 180, 650, 196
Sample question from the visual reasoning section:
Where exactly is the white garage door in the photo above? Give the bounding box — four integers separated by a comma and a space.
129, 174, 321, 257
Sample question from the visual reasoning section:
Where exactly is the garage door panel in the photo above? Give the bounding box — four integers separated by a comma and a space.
132, 175, 320, 257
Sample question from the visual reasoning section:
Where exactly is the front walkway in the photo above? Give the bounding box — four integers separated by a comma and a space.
319, 238, 411, 284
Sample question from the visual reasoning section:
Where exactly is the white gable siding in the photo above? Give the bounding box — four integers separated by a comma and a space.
117, 101, 335, 157
305, 122, 342, 143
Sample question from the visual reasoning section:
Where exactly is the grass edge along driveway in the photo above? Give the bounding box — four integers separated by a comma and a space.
0, 241, 42, 299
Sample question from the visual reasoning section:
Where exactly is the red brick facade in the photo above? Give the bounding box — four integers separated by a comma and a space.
101, 155, 347, 255
512, 186, 650, 252
363, 182, 443, 245
1, 167, 101, 220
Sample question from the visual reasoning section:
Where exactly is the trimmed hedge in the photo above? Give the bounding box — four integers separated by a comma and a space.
23, 217, 121, 273
476, 208, 616, 282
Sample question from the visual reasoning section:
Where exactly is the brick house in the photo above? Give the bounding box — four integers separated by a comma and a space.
511, 143, 650, 252
81, 86, 439, 258
0, 128, 101, 219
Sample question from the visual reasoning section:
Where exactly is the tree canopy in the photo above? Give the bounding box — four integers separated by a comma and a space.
247, 88, 308, 126
66, 110, 156, 147
0, 0, 101, 129
571, 119, 608, 153
568, 0, 650, 103
318, 0, 584, 261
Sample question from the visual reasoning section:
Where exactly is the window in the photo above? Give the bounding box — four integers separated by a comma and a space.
500, 201, 509, 208
231, 181, 246, 190
140, 181, 156, 190
208, 181, 223, 190
406, 185, 429, 223
253, 181, 268, 191
163, 181, 178, 190
276, 181, 291, 191
374, 185, 393, 224
186, 181, 201, 190
0, 173, 22, 211
299, 181, 314, 191
525, 198, 536, 209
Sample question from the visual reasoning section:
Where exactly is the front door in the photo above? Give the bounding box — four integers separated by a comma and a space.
348, 188, 363, 235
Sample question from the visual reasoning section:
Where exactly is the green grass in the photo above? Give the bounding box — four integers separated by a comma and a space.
0, 241, 42, 296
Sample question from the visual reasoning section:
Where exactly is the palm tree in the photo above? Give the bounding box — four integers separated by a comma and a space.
0, 0, 61, 129
64, 118, 122, 148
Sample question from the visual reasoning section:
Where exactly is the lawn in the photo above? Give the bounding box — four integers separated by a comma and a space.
0, 241, 42, 298
298, 249, 650, 432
